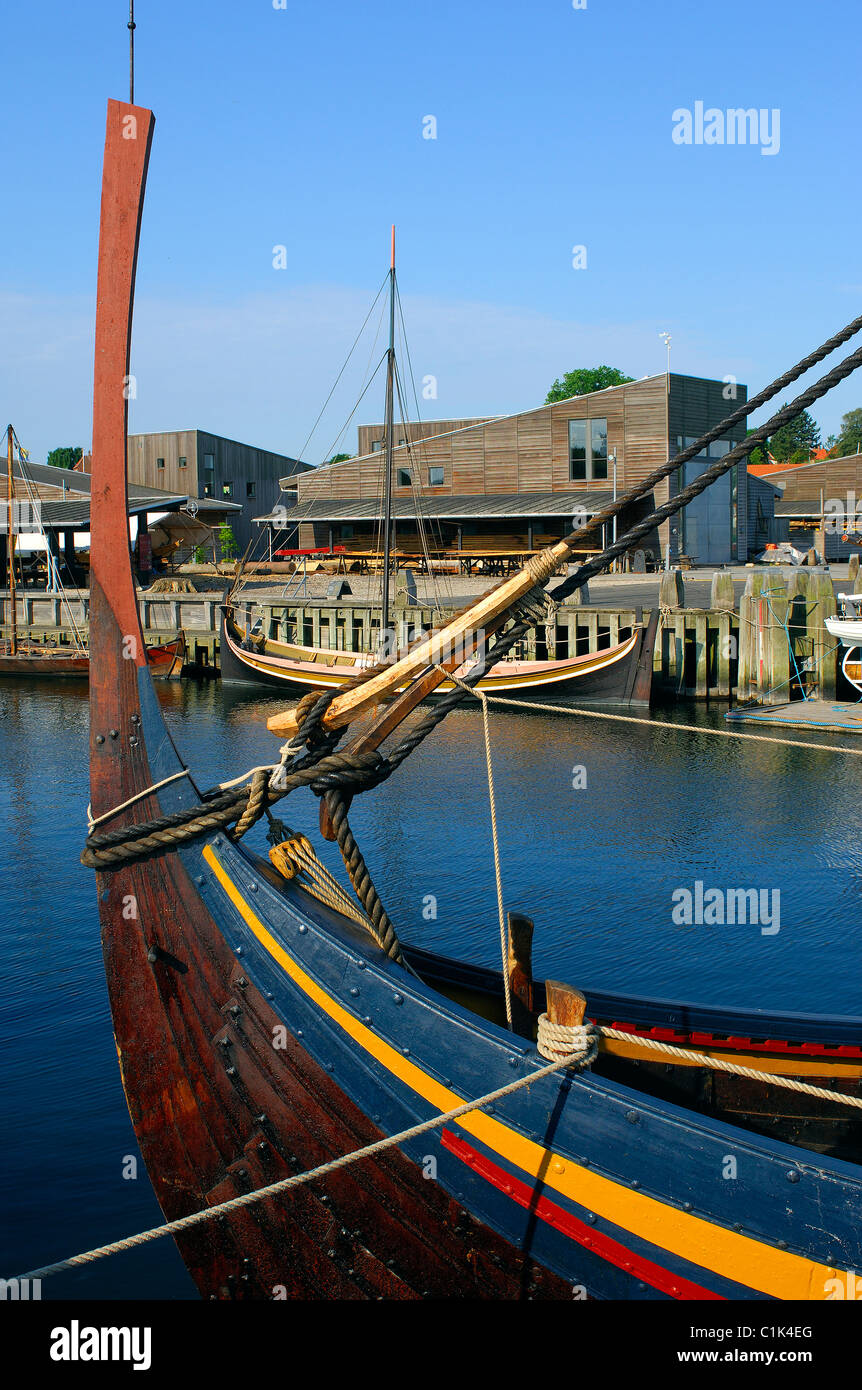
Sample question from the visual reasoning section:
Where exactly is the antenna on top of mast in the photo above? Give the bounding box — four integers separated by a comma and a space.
129, 1, 136, 105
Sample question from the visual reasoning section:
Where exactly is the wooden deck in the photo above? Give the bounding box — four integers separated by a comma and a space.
726, 699, 862, 735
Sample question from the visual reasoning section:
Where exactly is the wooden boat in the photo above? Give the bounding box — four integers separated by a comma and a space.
222, 234, 657, 709
86, 97, 862, 1302
0, 632, 184, 680
220, 601, 658, 706
2, 424, 184, 679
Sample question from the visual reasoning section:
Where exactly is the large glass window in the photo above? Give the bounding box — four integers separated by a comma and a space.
569, 420, 587, 479
569, 418, 608, 480
396, 468, 412, 487
590, 419, 608, 480
428, 466, 444, 486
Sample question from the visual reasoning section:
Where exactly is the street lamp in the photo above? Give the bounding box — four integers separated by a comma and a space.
659, 331, 672, 377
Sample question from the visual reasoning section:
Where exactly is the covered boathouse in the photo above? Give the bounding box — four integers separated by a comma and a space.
265, 373, 752, 568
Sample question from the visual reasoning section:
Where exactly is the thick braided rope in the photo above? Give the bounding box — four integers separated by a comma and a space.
554, 338, 862, 601
12, 1041, 597, 1284
558, 312, 862, 556
320, 790, 405, 965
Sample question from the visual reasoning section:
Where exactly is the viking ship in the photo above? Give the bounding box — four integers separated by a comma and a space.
219, 602, 658, 706
84, 96, 862, 1302
220, 238, 657, 708
2, 424, 184, 679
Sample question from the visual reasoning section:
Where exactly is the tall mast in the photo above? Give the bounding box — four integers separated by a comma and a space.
380, 225, 396, 645
6, 425, 17, 655
129, 1, 136, 105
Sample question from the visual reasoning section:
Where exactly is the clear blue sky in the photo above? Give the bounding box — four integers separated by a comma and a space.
2, 0, 860, 464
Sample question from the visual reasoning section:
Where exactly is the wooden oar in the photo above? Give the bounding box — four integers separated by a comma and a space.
266, 539, 569, 738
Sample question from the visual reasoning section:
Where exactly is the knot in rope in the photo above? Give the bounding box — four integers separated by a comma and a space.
536, 1014, 599, 1065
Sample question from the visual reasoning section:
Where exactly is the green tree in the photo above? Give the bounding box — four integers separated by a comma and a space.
545, 366, 634, 403
46, 446, 83, 470
746, 428, 769, 467
768, 409, 821, 464
217, 523, 238, 561
837, 408, 862, 457
326, 453, 351, 465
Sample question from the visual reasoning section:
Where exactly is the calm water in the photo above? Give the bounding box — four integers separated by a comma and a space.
2, 678, 861, 1298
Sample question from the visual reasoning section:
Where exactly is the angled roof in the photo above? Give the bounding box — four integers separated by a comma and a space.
257, 490, 615, 524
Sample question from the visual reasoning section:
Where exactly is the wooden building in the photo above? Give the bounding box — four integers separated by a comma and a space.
753, 453, 862, 559
277, 374, 750, 565
128, 429, 309, 551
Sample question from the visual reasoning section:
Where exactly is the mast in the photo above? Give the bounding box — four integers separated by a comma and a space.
129, 1, 136, 105
6, 425, 17, 655
380, 225, 396, 646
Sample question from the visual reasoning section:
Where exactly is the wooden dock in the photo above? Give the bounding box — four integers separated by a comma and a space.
726, 699, 862, 735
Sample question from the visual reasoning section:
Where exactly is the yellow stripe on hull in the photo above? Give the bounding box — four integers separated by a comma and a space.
202, 846, 846, 1300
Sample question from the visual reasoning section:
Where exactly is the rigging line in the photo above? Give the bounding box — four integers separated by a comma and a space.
234, 295, 391, 586
394, 280, 454, 584
554, 338, 862, 603
454, 693, 862, 756
293, 271, 390, 469
316, 289, 390, 467
11, 431, 87, 652
435, 665, 513, 1030
556, 309, 862, 569
393, 359, 443, 611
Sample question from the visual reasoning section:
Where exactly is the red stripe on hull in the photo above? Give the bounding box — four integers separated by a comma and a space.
441, 1128, 725, 1301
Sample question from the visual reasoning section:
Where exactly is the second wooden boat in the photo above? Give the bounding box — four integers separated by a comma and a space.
219, 600, 658, 706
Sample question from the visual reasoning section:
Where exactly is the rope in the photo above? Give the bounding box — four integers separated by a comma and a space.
456, 693, 862, 756
268, 831, 374, 930
600, 1026, 862, 1107
553, 337, 862, 603
436, 664, 513, 1031
14, 1007, 862, 1285
537, 1015, 594, 1062
12, 1035, 598, 1284
552, 311, 862, 595
86, 768, 193, 831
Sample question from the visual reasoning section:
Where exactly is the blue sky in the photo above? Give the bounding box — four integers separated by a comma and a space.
2, 0, 860, 464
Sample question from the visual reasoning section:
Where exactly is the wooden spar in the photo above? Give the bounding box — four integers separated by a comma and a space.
317, 614, 505, 839
507, 912, 535, 1037
6, 425, 17, 655
266, 537, 571, 737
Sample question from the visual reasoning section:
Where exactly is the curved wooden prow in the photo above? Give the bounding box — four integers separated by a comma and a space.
88, 100, 155, 819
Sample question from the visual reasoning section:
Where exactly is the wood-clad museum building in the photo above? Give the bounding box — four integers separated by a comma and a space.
283, 373, 750, 565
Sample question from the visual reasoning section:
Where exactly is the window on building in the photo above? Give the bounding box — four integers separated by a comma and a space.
568, 418, 608, 480
222, 482, 233, 498
372, 440, 383, 452
156, 457, 165, 470
203, 482, 213, 498
246, 481, 256, 498
178, 456, 187, 468
398, 437, 406, 446
396, 468, 412, 487
339, 524, 354, 539
428, 466, 445, 486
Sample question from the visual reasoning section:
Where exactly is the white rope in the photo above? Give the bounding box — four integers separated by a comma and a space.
436, 664, 513, 1031
600, 1026, 862, 1107
13, 1041, 593, 1284
468, 693, 862, 756
537, 1014, 593, 1062
86, 768, 192, 831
